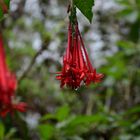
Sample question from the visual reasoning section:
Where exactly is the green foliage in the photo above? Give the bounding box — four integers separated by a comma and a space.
0, 122, 5, 140
116, 0, 140, 42
38, 124, 54, 140
4, 0, 10, 7
0, 0, 10, 20
0, 7, 4, 20
74, 0, 94, 23
39, 106, 113, 139
0, 122, 17, 140
56, 105, 70, 121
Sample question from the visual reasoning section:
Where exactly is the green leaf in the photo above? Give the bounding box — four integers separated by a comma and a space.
124, 105, 140, 115
4, 0, 10, 7
0, 123, 5, 139
0, 0, 10, 20
67, 114, 109, 127
56, 114, 111, 136
5, 128, 17, 139
74, 0, 94, 23
38, 124, 54, 140
56, 105, 70, 121
0, 7, 4, 20
40, 114, 56, 122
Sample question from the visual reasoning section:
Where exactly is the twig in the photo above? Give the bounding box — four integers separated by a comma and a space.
18, 41, 49, 84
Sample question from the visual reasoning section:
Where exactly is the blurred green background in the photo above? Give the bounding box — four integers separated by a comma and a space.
0, 0, 140, 140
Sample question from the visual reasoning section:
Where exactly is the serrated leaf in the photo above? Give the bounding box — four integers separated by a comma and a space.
74, 0, 94, 23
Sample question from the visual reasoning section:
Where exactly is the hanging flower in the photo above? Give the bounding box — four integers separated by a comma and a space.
0, 35, 27, 117
56, 21, 103, 89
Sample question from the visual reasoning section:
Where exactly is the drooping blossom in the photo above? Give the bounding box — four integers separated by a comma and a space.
56, 21, 103, 89
0, 35, 27, 117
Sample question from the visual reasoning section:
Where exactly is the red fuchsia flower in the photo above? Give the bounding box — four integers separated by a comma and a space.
0, 35, 27, 117
56, 22, 103, 89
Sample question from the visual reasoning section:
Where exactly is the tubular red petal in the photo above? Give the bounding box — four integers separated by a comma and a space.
0, 35, 27, 117
13, 102, 27, 112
